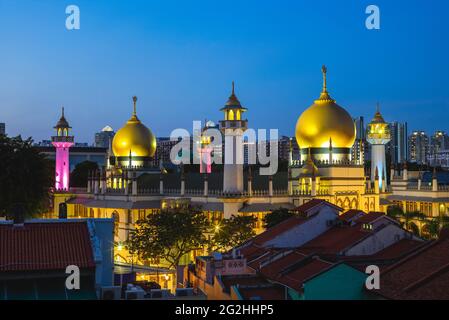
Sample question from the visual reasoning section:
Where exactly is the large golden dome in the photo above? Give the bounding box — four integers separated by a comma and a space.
112, 96, 157, 158
295, 66, 356, 149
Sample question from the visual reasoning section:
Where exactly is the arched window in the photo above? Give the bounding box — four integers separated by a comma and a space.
351, 199, 358, 209
228, 110, 235, 121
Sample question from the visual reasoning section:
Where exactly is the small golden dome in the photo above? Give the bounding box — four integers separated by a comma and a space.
112, 96, 157, 158
295, 66, 356, 149
299, 150, 320, 177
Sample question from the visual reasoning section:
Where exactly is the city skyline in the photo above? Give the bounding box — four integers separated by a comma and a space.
0, 0, 448, 143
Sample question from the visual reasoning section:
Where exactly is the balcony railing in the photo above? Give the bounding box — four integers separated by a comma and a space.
51, 136, 74, 143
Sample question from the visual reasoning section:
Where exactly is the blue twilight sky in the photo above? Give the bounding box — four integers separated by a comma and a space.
0, 0, 448, 143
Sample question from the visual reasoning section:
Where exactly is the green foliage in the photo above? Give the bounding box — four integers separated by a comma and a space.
0, 135, 52, 219
387, 205, 403, 219
212, 215, 257, 252
422, 216, 449, 240
70, 160, 98, 188
126, 206, 210, 269
263, 208, 295, 229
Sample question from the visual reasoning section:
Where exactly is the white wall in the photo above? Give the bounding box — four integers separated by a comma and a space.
263, 206, 339, 248
344, 223, 416, 256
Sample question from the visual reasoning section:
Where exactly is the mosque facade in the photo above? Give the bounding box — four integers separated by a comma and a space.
49, 66, 449, 268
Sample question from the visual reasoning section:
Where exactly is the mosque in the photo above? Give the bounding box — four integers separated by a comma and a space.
50, 66, 449, 283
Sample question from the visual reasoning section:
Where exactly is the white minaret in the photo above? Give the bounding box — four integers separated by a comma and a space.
219, 82, 248, 193
367, 104, 391, 190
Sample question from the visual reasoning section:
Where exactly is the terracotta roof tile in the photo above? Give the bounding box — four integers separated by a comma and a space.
258, 250, 332, 290
251, 216, 308, 245
300, 225, 371, 255
356, 212, 386, 224
293, 199, 342, 213
376, 237, 449, 299
339, 210, 365, 223
0, 221, 95, 272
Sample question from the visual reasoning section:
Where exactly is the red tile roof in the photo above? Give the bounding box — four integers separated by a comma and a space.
300, 225, 372, 255
238, 244, 270, 261
0, 221, 95, 272
259, 250, 332, 290
355, 212, 386, 224
339, 210, 365, 223
336, 239, 425, 272
293, 199, 342, 213
376, 236, 449, 299
368, 239, 423, 261
251, 215, 309, 245
247, 200, 341, 246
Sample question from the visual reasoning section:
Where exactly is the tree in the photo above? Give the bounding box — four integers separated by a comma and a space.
212, 215, 257, 252
0, 135, 52, 219
424, 216, 449, 240
387, 205, 403, 220
126, 206, 210, 269
70, 160, 98, 188
263, 208, 295, 229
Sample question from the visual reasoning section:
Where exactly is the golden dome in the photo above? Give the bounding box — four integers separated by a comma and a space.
112, 96, 157, 158
295, 66, 356, 149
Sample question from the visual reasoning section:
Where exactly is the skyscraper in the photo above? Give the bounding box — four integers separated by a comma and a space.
0, 123, 5, 135
351, 116, 366, 164
387, 121, 408, 165
408, 131, 429, 164
428, 131, 449, 166
95, 126, 115, 148
431, 131, 449, 153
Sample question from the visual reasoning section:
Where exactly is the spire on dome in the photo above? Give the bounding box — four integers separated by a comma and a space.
316, 65, 335, 103
225, 81, 242, 107
54, 106, 71, 129
371, 103, 386, 123
132, 96, 138, 116
128, 96, 140, 122
322, 65, 327, 93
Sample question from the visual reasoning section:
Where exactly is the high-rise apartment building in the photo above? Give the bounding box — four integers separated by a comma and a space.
94, 126, 115, 148
408, 130, 429, 164
387, 121, 408, 165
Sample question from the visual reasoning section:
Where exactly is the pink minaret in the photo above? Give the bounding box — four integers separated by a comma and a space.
199, 121, 213, 174
51, 107, 74, 191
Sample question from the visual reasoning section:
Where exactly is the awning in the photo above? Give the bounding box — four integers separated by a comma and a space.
239, 203, 294, 213
131, 200, 161, 210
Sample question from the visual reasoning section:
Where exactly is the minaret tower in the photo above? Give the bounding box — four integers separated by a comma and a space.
198, 120, 213, 174
219, 82, 248, 192
52, 107, 74, 191
366, 104, 390, 190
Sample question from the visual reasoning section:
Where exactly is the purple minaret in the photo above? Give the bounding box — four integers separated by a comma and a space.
51, 107, 74, 191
